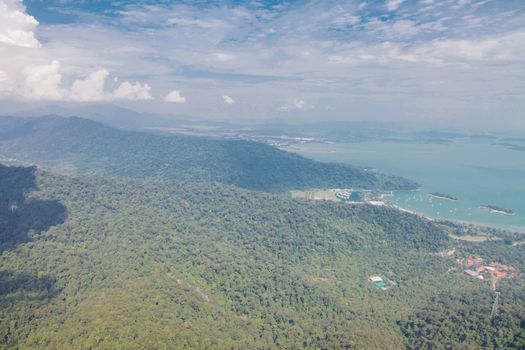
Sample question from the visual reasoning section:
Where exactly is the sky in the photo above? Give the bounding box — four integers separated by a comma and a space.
0, 0, 524, 130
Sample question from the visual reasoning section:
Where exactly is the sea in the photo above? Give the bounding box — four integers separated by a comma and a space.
287, 138, 525, 233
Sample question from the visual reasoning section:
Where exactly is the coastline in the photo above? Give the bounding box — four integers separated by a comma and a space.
373, 200, 525, 234
286, 141, 525, 235
398, 206, 524, 234
382, 202, 435, 221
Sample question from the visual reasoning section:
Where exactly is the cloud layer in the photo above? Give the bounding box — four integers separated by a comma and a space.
0, 0, 524, 130
0, 0, 154, 102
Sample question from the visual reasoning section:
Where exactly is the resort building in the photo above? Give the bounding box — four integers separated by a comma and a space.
369, 276, 388, 289
464, 269, 479, 277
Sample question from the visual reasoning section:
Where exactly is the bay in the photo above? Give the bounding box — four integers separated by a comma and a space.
286, 138, 525, 233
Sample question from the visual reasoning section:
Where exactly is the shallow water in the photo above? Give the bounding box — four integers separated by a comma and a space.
288, 138, 525, 232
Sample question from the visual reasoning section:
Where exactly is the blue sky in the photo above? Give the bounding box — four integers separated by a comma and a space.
0, 0, 524, 130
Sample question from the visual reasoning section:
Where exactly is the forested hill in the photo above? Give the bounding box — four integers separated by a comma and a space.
1, 163, 524, 349
0, 116, 416, 192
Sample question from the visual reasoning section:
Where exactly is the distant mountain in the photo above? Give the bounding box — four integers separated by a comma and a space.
6, 103, 186, 130
0, 116, 417, 192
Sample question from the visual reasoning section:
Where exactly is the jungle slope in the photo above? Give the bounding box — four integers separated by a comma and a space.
0, 164, 523, 349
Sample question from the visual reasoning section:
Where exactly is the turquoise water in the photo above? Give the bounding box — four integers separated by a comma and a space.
288, 139, 525, 232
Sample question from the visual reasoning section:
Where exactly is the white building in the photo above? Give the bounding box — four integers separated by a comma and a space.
369, 276, 383, 283
464, 269, 479, 277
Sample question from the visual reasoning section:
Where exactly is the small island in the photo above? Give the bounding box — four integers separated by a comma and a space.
429, 192, 458, 201
479, 205, 515, 216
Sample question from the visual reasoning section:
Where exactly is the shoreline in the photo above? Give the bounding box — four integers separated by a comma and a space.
382, 202, 435, 221
376, 201, 525, 234
285, 142, 525, 234
293, 188, 525, 234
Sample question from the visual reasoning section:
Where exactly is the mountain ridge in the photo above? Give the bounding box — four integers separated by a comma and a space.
0, 115, 417, 192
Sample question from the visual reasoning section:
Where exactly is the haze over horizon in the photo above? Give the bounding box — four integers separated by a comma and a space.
0, 0, 524, 131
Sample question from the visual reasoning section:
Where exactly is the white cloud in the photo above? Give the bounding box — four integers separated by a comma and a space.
164, 89, 186, 103
390, 20, 421, 37
16, 61, 153, 101
22, 60, 64, 100
457, 0, 471, 6
0, 70, 9, 92
214, 52, 236, 62
328, 30, 525, 66
168, 17, 227, 28
0, 0, 40, 48
365, 18, 422, 39
0, 1, 155, 102
70, 69, 109, 102
112, 81, 153, 100
294, 99, 305, 109
279, 99, 306, 111
413, 31, 525, 62
429, 39, 499, 60
386, 0, 406, 11
222, 95, 235, 105
332, 14, 360, 27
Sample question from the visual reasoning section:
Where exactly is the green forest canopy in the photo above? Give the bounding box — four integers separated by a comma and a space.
0, 164, 523, 349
